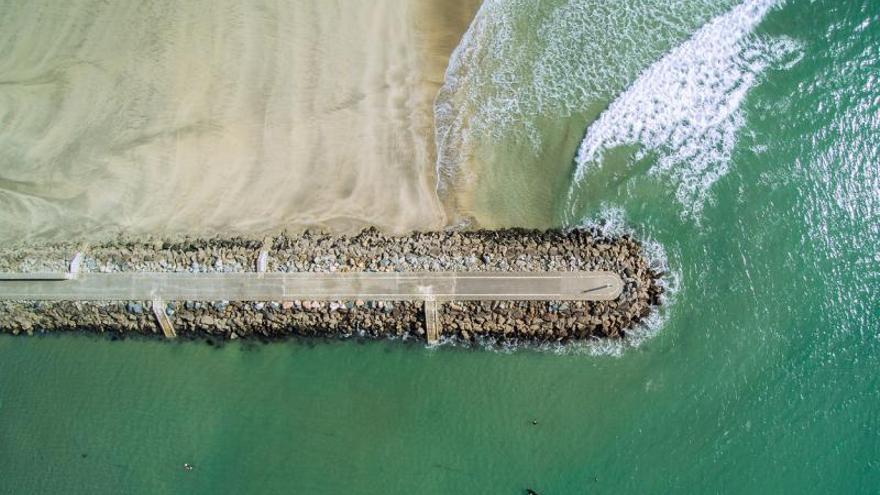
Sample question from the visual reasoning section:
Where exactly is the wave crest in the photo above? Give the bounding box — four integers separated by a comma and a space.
434, 0, 737, 193
573, 0, 801, 217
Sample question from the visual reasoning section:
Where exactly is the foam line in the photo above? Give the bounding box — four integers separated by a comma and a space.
572, 0, 799, 216
434, 0, 738, 195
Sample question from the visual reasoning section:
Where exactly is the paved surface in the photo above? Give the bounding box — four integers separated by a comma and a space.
0, 271, 623, 302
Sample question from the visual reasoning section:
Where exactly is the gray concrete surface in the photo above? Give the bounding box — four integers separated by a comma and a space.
0, 271, 623, 302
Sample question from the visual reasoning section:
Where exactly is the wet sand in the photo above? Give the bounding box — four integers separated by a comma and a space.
0, 0, 481, 243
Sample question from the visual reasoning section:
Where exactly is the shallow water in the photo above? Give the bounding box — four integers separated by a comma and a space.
435, 0, 739, 226
2, 0, 879, 493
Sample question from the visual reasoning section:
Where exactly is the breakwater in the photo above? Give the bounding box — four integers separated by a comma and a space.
0, 228, 664, 344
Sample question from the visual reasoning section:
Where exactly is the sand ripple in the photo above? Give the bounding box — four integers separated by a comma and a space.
0, 0, 479, 242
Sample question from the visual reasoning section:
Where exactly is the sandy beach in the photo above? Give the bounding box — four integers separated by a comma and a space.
0, 0, 480, 243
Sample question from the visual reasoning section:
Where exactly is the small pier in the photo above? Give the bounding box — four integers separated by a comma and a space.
151, 299, 177, 339
424, 298, 440, 344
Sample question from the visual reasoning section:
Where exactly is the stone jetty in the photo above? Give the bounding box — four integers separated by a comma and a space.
0, 228, 664, 344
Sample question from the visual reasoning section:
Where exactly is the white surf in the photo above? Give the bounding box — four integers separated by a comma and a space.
572, 0, 801, 217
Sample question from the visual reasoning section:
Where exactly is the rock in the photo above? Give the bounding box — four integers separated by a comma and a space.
0, 227, 663, 345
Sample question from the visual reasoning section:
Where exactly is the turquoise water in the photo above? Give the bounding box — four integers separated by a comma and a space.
2, 0, 880, 493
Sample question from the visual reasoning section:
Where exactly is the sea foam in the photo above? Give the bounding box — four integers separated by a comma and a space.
431, 205, 678, 357
571, 205, 679, 355
434, 0, 736, 193
572, 0, 801, 217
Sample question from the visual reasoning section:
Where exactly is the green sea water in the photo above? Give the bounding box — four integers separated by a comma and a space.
2, 0, 879, 493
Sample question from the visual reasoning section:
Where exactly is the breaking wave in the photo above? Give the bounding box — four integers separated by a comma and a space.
434, 0, 737, 192
572, 0, 802, 217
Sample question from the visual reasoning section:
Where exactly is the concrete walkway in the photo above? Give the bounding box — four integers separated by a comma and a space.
0, 271, 623, 302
